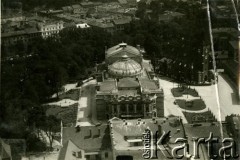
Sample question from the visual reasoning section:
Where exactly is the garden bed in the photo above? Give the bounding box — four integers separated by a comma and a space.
182, 111, 217, 123
176, 99, 206, 111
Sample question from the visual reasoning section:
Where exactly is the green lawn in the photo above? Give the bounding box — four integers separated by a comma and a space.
46, 104, 78, 127
183, 111, 217, 123
171, 87, 199, 97
176, 99, 206, 111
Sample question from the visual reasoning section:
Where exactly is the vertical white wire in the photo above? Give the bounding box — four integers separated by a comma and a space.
206, 0, 224, 142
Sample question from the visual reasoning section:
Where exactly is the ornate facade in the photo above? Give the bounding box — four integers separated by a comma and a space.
95, 43, 164, 120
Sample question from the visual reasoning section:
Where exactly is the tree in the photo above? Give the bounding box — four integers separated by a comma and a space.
38, 115, 60, 150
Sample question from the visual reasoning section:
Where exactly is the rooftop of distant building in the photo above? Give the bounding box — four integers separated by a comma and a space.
62, 125, 111, 152
110, 117, 185, 150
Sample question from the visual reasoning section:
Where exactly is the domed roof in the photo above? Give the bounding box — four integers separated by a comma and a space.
106, 43, 141, 58
108, 55, 142, 77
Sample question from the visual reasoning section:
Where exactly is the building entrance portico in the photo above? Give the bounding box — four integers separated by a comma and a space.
110, 102, 150, 119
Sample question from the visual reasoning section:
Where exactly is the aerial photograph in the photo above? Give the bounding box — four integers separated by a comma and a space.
0, 0, 240, 159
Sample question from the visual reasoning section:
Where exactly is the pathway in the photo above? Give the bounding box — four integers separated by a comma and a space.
159, 78, 188, 123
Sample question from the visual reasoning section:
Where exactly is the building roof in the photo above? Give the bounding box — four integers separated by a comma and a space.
232, 116, 240, 130
58, 140, 82, 160
106, 43, 141, 58
110, 117, 185, 150
3, 139, 26, 160
62, 6, 73, 11
0, 138, 11, 160
1, 27, 39, 38
118, 0, 128, 4
99, 79, 117, 92
139, 78, 158, 90
108, 55, 142, 78
212, 27, 238, 33
184, 122, 228, 139
229, 41, 239, 50
88, 21, 114, 28
226, 114, 240, 131
64, 22, 76, 28
117, 90, 139, 96
72, 4, 82, 9
113, 18, 131, 25
76, 23, 90, 28
80, 2, 94, 6
62, 125, 111, 152
164, 11, 185, 17
222, 60, 238, 77
126, 0, 137, 4
117, 78, 139, 88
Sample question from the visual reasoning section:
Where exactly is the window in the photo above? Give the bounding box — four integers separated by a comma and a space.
72, 151, 76, 157
77, 151, 82, 158
134, 142, 138, 146
95, 155, 101, 160
105, 152, 108, 158
85, 155, 90, 159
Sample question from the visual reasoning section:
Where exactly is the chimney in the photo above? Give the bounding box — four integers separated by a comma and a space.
179, 117, 182, 124
98, 128, 101, 136
136, 44, 140, 50
158, 125, 162, 134
152, 118, 157, 124
75, 125, 81, 132
89, 129, 92, 138
105, 46, 107, 58
93, 128, 101, 138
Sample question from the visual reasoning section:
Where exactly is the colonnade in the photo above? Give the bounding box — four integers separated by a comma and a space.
110, 103, 152, 117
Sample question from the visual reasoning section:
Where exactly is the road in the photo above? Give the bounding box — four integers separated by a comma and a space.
217, 73, 240, 119
76, 80, 97, 126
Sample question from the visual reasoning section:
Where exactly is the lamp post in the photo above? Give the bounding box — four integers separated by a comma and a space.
191, 63, 194, 84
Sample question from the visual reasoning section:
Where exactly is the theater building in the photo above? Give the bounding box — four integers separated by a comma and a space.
95, 43, 164, 120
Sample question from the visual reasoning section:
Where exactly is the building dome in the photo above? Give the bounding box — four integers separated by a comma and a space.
108, 55, 142, 77
106, 43, 141, 59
